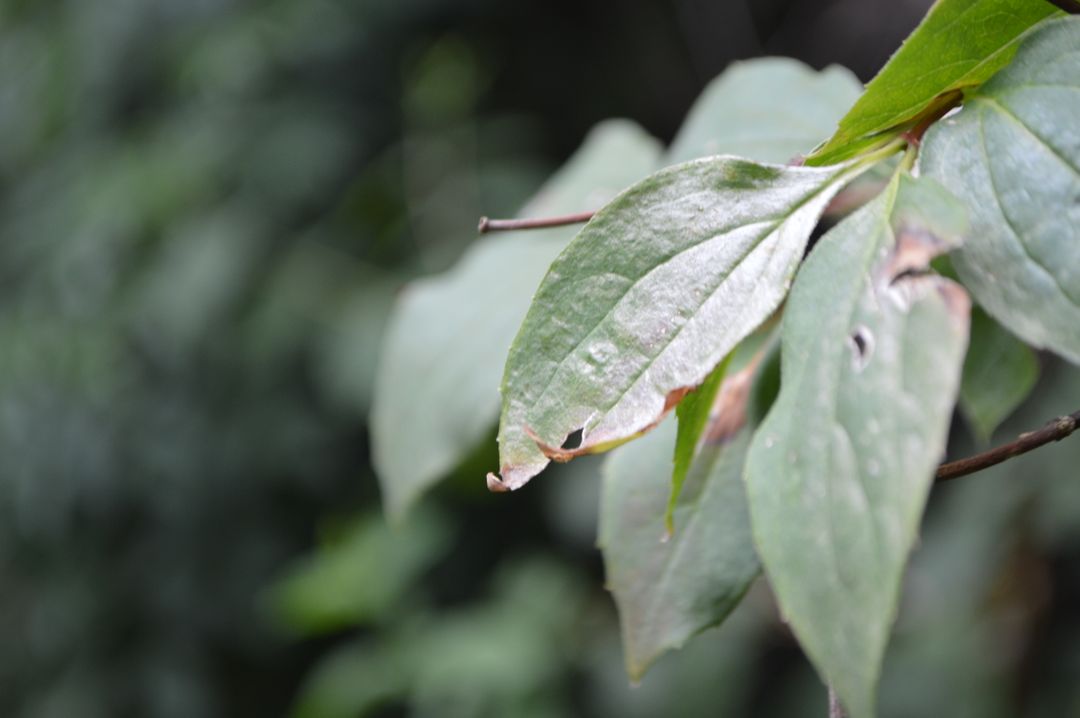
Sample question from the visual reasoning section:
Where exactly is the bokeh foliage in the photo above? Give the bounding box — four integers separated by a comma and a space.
3, 1, 1080, 717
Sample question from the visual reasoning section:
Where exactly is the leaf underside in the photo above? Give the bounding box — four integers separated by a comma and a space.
744, 174, 971, 718
808, 0, 1058, 166
492, 157, 862, 491
600, 415, 759, 681
665, 57, 862, 166
920, 16, 1080, 365
370, 121, 661, 518
960, 306, 1040, 441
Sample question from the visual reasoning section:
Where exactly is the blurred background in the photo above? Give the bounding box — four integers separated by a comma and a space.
3, 0, 1080, 716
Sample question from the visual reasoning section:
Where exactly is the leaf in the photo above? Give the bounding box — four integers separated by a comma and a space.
807, 0, 1059, 165
666, 317, 779, 533
267, 508, 451, 635
370, 120, 661, 519
491, 155, 873, 491
960, 306, 1040, 441
396, 559, 586, 716
665, 57, 862, 165
744, 174, 971, 718
666, 354, 730, 534
292, 641, 406, 718
599, 382, 760, 680
920, 16, 1080, 365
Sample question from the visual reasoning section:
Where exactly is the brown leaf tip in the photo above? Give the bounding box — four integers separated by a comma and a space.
486, 472, 510, 492
704, 359, 759, 445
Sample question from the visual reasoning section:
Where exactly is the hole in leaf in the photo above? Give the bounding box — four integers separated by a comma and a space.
890, 267, 931, 286
561, 428, 584, 450
849, 325, 874, 372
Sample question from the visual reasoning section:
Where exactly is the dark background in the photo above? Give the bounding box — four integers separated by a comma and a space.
3, 0, 1079, 716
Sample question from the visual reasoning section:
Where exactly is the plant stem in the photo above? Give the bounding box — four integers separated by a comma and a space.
477, 210, 595, 233
936, 410, 1080, 482
898, 144, 918, 173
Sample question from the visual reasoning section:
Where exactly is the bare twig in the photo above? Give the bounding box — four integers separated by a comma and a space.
477, 210, 595, 233
936, 410, 1080, 483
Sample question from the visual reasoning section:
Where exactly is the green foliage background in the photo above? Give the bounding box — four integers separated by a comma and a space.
2, 1, 1079, 717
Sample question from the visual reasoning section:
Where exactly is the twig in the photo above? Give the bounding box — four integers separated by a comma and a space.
477, 210, 595, 233
479, 180, 892, 234
936, 410, 1080, 483
1045, 0, 1080, 14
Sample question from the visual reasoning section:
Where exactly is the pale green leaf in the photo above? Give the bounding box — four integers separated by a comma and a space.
960, 307, 1040, 441
665, 57, 862, 165
600, 417, 759, 680
744, 174, 971, 718
920, 16, 1080, 365
370, 120, 661, 518
666, 318, 779, 533
492, 156, 871, 490
808, 0, 1059, 165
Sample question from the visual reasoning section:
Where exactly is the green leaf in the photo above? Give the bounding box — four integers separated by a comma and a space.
396, 559, 585, 716
666, 355, 730, 534
920, 16, 1080, 365
292, 641, 406, 718
960, 307, 1040, 441
600, 416, 759, 681
808, 0, 1059, 165
370, 120, 661, 518
491, 155, 874, 491
744, 174, 971, 718
267, 508, 451, 635
666, 318, 779, 533
665, 58, 862, 165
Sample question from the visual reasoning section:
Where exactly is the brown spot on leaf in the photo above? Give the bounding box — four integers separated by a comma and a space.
663, 386, 693, 412
936, 279, 971, 323
704, 351, 765, 445
884, 225, 949, 285
876, 223, 966, 312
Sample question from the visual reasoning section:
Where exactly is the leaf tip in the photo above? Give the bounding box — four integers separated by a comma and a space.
486, 472, 510, 492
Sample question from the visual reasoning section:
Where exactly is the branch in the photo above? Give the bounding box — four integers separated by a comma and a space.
477, 210, 595, 233
1045, 0, 1080, 14
936, 410, 1080, 483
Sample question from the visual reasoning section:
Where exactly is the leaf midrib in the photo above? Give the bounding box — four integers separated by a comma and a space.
975, 100, 1080, 307
525, 168, 847, 445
